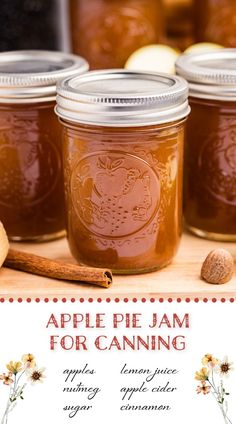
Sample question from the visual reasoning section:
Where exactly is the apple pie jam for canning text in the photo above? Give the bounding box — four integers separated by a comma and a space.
56, 70, 189, 273
176, 49, 236, 240
0, 51, 88, 241
69, 0, 165, 69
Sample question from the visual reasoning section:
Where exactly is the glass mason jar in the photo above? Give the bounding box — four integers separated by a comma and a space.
56, 70, 189, 273
68, 0, 166, 69
0, 0, 63, 51
0, 50, 88, 241
176, 49, 236, 241
194, 0, 236, 47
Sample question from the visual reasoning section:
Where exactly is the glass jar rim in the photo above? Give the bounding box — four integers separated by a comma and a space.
55, 69, 190, 127
0, 50, 89, 103
176, 48, 236, 101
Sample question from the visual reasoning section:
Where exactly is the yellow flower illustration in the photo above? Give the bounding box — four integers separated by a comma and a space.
22, 354, 36, 368
195, 367, 209, 381
202, 354, 218, 367
6, 361, 23, 375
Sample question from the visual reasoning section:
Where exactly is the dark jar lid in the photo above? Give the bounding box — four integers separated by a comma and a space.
56, 69, 190, 127
176, 48, 236, 101
0, 50, 89, 103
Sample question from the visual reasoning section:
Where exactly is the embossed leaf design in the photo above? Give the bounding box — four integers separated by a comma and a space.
97, 156, 124, 171
97, 156, 108, 170
80, 178, 94, 197
80, 164, 90, 177
111, 159, 124, 170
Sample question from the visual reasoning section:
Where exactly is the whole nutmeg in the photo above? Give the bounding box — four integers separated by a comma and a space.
201, 249, 234, 285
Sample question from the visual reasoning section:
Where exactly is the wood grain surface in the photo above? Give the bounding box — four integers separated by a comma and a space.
0, 231, 236, 298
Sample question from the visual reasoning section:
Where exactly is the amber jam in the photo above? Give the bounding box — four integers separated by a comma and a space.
69, 0, 165, 69
56, 70, 189, 273
176, 49, 236, 241
194, 0, 236, 47
0, 51, 88, 241
0, 102, 65, 240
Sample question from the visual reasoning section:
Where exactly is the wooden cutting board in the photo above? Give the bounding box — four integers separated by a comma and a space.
0, 231, 235, 299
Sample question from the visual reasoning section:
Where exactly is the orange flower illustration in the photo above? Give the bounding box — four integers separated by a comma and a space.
196, 381, 211, 395
0, 373, 14, 386
22, 354, 36, 369
202, 354, 219, 368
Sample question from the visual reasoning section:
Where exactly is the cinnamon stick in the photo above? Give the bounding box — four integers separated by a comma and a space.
4, 249, 112, 289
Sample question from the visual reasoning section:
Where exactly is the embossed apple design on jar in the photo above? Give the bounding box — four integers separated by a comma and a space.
0, 135, 60, 209
199, 129, 236, 206
71, 153, 160, 238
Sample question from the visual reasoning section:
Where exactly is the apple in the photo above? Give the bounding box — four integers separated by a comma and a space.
125, 44, 181, 74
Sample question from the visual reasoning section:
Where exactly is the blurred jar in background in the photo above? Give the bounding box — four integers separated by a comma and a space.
69, 0, 166, 69
0, 0, 62, 51
0, 50, 88, 242
194, 0, 236, 47
176, 49, 236, 241
164, 0, 193, 51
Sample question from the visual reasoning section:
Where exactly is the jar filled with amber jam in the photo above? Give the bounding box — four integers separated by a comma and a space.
194, 0, 236, 47
69, 0, 165, 69
176, 49, 236, 240
0, 51, 88, 241
56, 70, 189, 273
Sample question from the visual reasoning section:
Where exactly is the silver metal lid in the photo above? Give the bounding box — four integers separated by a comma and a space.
56, 69, 190, 127
176, 49, 236, 101
0, 50, 89, 103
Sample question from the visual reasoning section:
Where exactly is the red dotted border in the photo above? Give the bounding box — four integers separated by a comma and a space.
0, 297, 235, 303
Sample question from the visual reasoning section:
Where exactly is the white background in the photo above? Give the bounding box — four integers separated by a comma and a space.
0, 301, 235, 424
